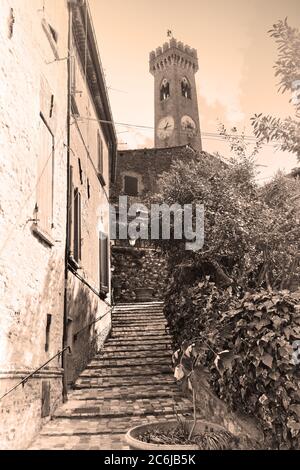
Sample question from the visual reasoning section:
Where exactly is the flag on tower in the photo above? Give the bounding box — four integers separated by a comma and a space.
167, 30, 173, 38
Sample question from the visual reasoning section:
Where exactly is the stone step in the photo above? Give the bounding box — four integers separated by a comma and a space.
37, 414, 178, 437
113, 311, 165, 316
110, 331, 170, 339
113, 314, 165, 320
114, 304, 163, 309
112, 316, 167, 322
75, 374, 177, 388
105, 339, 173, 349
54, 396, 192, 419
113, 311, 164, 316
87, 357, 170, 368
111, 326, 168, 334
101, 341, 172, 357
70, 384, 179, 400
111, 324, 167, 330
95, 350, 172, 359
30, 433, 129, 450
79, 364, 172, 378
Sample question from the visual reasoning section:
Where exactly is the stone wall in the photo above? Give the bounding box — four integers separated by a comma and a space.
112, 246, 168, 303
0, 0, 68, 449
182, 369, 265, 448
114, 145, 197, 199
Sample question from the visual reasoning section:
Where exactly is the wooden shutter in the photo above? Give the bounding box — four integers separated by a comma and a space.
99, 232, 109, 293
97, 131, 103, 175
73, 189, 81, 263
37, 116, 54, 234
68, 166, 73, 251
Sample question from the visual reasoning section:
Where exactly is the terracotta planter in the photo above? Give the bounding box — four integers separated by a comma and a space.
135, 287, 154, 302
126, 419, 227, 450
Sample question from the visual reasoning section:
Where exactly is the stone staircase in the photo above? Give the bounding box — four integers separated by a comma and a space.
29, 302, 193, 450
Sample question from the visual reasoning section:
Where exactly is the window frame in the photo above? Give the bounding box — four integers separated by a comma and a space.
73, 187, 82, 265
124, 175, 139, 196
97, 130, 106, 187
99, 231, 109, 295
33, 113, 55, 247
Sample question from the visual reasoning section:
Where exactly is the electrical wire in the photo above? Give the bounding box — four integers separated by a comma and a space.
77, 116, 282, 147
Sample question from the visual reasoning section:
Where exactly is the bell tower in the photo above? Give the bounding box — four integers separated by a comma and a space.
150, 38, 202, 151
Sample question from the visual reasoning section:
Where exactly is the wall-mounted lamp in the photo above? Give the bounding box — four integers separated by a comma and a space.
129, 238, 136, 247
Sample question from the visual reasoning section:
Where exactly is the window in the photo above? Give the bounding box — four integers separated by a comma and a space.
124, 175, 138, 196
41, 380, 51, 418
68, 166, 74, 249
73, 188, 82, 263
78, 158, 83, 185
97, 130, 106, 186
70, 57, 80, 116
36, 114, 54, 238
181, 77, 191, 99
99, 232, 109, 294
45, 314, 52, 353
160, 78, 170, 101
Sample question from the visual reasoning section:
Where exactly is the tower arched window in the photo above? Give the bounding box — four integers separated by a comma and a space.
181, 77, 191, 99
160, 79, 170, 101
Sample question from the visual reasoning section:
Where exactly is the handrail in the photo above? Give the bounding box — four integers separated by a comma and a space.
0, 346, 71, 401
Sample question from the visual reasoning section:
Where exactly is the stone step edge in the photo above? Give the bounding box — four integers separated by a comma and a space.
53, 408, 193, 420
105, 341, 173, 346
93, 353, 172, 360
78, 371, 172, 379
74, 380, 176, 389
85, 362, 171, 370
69, 392, 180, 401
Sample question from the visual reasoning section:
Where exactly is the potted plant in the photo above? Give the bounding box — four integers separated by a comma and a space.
126, 340, 238, 450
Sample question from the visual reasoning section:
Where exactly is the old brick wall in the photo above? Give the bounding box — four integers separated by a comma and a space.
112, 246, 168, 303
0, 0, 68, 449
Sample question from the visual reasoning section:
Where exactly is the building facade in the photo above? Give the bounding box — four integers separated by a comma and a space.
0, 0, 116, 449
0, 0, 69, 449
65, 0, 117, 385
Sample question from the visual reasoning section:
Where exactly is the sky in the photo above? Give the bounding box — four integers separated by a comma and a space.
89, 0, 300, 182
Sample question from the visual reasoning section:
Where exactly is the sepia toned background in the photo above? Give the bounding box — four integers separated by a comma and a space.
90, 0, 300, 181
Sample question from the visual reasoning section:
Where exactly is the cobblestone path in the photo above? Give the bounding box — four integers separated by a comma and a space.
29, 302, 193, 450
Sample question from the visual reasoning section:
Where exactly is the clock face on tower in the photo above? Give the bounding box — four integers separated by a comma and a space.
157, 116, 175, 140
181, 115, 197, 136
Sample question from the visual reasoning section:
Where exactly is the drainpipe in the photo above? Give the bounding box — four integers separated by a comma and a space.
62, 0, 73, 404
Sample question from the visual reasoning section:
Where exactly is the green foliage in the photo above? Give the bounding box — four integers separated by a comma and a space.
165, 279, 300, 449
157, 150, 300, 448
251, 19, 300, 159
157, 153, 300, 292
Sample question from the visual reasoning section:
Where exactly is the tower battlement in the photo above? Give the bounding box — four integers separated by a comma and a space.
149, 38, 198, 74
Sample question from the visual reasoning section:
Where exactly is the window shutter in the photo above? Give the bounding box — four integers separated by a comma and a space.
73, 189, 81, 263
97, 131, 103, 175
37, 116, 54, 234
99, 232, 109, 293
68, 166, 73, 250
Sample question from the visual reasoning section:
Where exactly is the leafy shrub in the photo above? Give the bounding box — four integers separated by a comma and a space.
165, 282, 300, 449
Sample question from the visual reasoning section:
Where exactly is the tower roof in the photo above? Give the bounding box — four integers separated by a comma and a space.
149, 38, 198, 74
